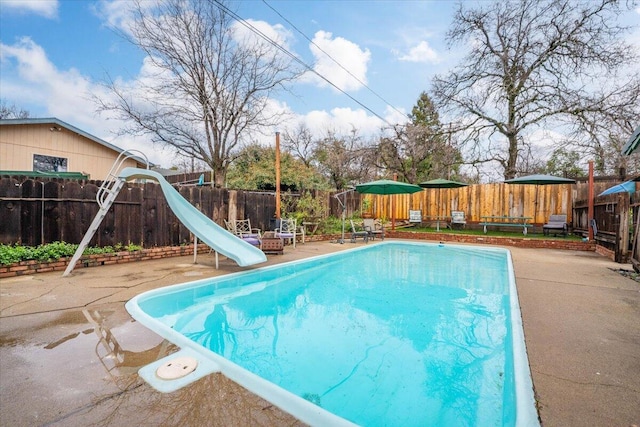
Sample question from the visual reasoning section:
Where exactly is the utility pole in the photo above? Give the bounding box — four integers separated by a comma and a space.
275, 132, 281, 219
588, 160, 594, 240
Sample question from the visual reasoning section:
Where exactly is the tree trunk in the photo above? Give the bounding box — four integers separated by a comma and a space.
505, 134, 518, 179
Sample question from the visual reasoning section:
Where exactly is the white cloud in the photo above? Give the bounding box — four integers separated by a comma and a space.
2, 0, 58, 19
305, 31, 371, 92
253, 102, 406, 148
295, 106, 391, 141
0, 38, 175, 168
0, 34, 404, 169
233, 19, 293, 50
94, 0, 138, 35
396, 40, 440, 63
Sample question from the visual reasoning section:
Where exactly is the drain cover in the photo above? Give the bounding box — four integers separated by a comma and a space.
156, 356, 198, 380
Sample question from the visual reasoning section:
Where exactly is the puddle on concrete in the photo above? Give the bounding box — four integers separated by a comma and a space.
1, 303, 303, 427
44, 328, 94, 349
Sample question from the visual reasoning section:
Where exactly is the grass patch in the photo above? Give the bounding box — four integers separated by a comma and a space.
403, 225, 583, 241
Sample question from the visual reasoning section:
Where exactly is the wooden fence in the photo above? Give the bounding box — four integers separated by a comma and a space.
3, 173, 638, 266
0, 175, 361, 247
365, 182, 574, 228
573, 177, 638, 264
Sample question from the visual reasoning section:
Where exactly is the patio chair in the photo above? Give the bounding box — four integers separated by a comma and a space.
224, 219, 236, 234
350, 220, 369, 243
543, 214, 568, 237
449, 211, 466, 229
234, 219, 262, 239
363, 218, 384, 240
232, 219, 262, 248
275, 218, 298, 248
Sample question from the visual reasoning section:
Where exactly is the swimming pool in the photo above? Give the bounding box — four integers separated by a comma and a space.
126, 241, 539, 426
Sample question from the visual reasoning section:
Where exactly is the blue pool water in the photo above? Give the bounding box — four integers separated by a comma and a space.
126, 242, 538, 426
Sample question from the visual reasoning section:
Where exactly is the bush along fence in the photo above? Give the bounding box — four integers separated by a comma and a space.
0, 232, 344, 278
0, 244, 208, 278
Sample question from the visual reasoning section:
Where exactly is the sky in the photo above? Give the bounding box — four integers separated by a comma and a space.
1, 0, 639, 176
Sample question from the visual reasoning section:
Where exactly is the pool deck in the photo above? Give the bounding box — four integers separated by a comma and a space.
1, 240, 639, 426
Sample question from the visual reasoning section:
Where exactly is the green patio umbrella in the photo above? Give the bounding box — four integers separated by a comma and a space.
355, 179, 423, 195
355, 179, 423, 230
419, 178, 469, 230
418, 178, 469, 189
504, 174, 575, 185
505, 174, 576, 225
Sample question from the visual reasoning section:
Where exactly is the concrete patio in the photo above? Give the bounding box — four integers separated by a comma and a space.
1, 240, 639, 426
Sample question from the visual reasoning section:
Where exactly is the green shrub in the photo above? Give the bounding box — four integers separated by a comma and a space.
0, 244, 32, 265
317, 216, 344, 234
0, 242, 145, 266
31, 241, 77, 262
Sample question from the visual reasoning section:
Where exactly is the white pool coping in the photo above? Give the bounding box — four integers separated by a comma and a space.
126, 241, 539, 426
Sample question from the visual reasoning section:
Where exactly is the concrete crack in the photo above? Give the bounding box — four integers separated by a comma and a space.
533, 369, 640, 394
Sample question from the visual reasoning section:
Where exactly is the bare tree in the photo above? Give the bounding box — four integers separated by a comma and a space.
433, 0, 640, 179
282, 123, 315, 167
95, 0, 301, 186
562, 88, 640, 175
0, 99, 29, 119
314, 128, 373, 189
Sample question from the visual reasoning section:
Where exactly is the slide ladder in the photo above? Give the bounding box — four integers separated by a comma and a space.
63, 150, 149, 277
62, 178, 125, 276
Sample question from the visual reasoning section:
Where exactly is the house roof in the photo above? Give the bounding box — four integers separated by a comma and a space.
621, 125, 640, 156
0, 170, 90, 180
0, 117, 151, 166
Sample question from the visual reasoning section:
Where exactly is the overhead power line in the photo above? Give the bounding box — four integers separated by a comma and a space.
213, 0, 398, 126
262, 0, 409, 120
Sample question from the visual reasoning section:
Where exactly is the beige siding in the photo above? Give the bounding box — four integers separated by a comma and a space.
0, 123, 139, 180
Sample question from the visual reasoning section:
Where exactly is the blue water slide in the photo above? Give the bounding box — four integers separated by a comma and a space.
118, 167, 267, 267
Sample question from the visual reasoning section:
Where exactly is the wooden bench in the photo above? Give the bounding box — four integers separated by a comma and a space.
480, 216, 533, 235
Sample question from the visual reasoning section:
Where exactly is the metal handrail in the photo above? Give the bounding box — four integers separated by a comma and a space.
96, 150, 149, 208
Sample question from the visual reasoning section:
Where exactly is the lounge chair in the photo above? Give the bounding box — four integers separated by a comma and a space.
350, 220, 369, 243
543, 214, 568, 236
449, 211, 466, 229
275, 218, 299, 248
363, 218, 384, 240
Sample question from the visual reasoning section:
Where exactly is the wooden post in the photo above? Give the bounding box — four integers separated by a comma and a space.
275, 132, 281, 220
615, 192, 630, 263
588, 161, 594, 240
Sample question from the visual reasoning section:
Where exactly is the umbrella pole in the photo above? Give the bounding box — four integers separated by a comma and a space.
438, 190, 442, 232
535, 185, 539, 230
333, 188, 353, 244
341, 206, 346, 243
391, 195, 395, 230
392, 174, 397, 230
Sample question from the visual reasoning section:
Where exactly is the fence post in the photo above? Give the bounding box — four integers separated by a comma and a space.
615, 193, 630, 263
